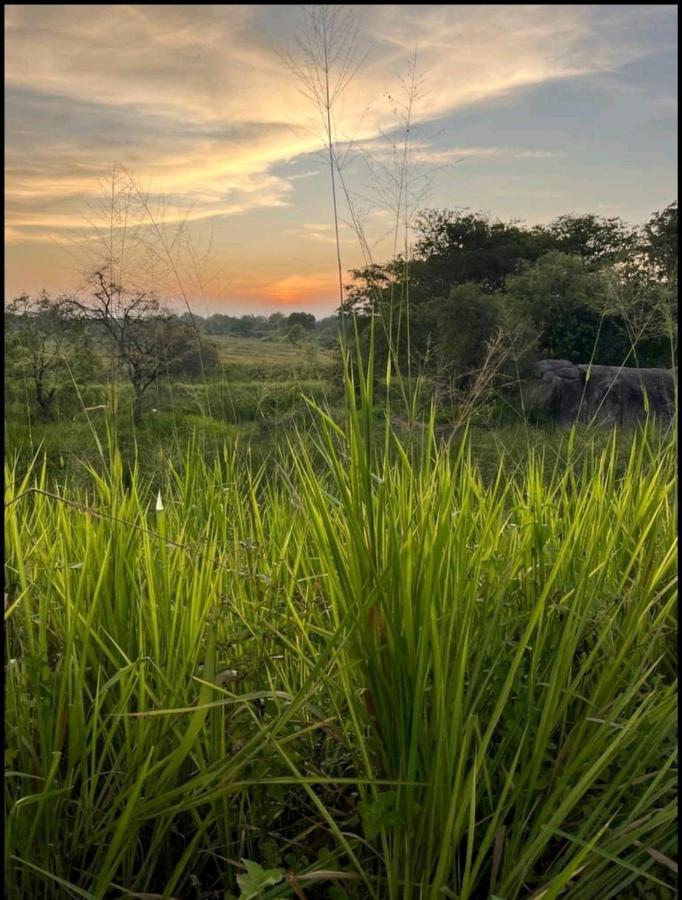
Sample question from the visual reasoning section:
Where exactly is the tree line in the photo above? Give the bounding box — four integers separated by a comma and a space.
5, 276, 337, 422
180, 309, 340, 349
5, 269, 222, 421
5, 202, 677, 422
344, 203, 677, 383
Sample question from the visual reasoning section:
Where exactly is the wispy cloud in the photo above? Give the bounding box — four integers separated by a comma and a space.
5, 7, 656, 228
353, 139, 564, 165
4, 4, 675, 307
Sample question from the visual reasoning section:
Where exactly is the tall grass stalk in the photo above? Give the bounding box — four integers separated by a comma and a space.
284, 5, 365, 317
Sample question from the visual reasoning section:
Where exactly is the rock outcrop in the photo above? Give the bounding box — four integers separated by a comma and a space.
523, 360, 676, 427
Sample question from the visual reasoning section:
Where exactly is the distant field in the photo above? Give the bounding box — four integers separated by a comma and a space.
211, 334, 336, 367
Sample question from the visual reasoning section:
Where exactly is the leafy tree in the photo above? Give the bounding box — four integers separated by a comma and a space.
315, 314, 342, 348
343, 262, 402, 317
72, 269, 219, 420
5, 292, 99, 419
178, 311, 205, 328
641, 202, 677, 283
268, 311, 286, 330
427, 283, 503, 379
168, 324, 221, 376
344, 203, 676, 374
504, 252, 632, 364
286, 323, 308, 346
342, 209, 552, 370
346, 208, 649, 318
601, 268, 676, 368
204, 313, 237, 335
543, 213, 638, 266
412, 208, 549, 295
231, 314, 268, 338
286, 311, 316, 330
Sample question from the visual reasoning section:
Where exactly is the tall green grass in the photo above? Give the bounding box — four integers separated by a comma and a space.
4, 361, 677, 898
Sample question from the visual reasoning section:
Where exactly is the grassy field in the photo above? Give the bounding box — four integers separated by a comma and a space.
4, 336, 340, 481
4, 349, 678, 899
211, 335, 336, 368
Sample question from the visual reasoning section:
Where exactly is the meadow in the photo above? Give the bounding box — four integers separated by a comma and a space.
4, 338, 678, 899
4, 3, 678, 895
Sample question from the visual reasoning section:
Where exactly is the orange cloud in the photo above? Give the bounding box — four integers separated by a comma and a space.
266, 272, 341, 306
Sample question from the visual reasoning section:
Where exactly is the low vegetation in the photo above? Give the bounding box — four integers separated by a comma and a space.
4, 348, 677, 897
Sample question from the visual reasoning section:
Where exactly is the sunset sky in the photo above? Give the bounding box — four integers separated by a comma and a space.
5, 4, 677, 316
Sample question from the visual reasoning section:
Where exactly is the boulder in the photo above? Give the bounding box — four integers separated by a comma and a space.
523, 360, 676, 427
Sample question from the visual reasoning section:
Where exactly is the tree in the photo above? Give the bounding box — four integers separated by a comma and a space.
426, 283, 503, 380
543, 213, 638, 266
343, 208, 535, 374
641, 202, 677, 283
344, 204, 675, 373
343, 262, 401, 318
342, 208, 549, 364
601, 268, 676, 368
504, 252, 632, 365
204, 313, 237, 335
268, 312, 286, 331
5, 292, 99, 419
286, 311, 316, 331
412, 208, 549, 296
72, 268, 218, 421
286, 323, 308, 346
178, 311, 205, 329
315, 314, 342, 348
231, 315, 268, 338
165, 322, 220, 377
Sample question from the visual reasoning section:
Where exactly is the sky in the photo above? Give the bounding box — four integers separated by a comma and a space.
4, 4, 678, 317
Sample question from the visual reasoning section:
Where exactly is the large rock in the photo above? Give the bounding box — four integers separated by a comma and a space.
523, 360, 676, 427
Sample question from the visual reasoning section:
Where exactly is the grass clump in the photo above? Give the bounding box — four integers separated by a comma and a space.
4, 365, 677, 898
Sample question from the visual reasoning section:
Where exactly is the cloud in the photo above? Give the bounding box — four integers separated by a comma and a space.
263, 271, 341, 305
4, 4, 673, 304
197, 269, 341, 313
278, 222, 355, 246
353, 138, 564, 165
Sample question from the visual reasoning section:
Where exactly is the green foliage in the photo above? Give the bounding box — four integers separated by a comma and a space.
345, 204, 676, 377
236, 860, 284, 898
505, 252, 631, 364
286, 311, 316, 331
73, 268, 221, 419
544, 212, 638, 265
412, 207, 550, 294
5, 292, 100, 419
4, 372, 677, 898
286, 323, 308, 345
427, 282, 502, 376
602, 270, 677, 368
641, 202, 678, 283
358, 792, 401, 841
201, 310, 339, 342
505, 250, 676, 366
